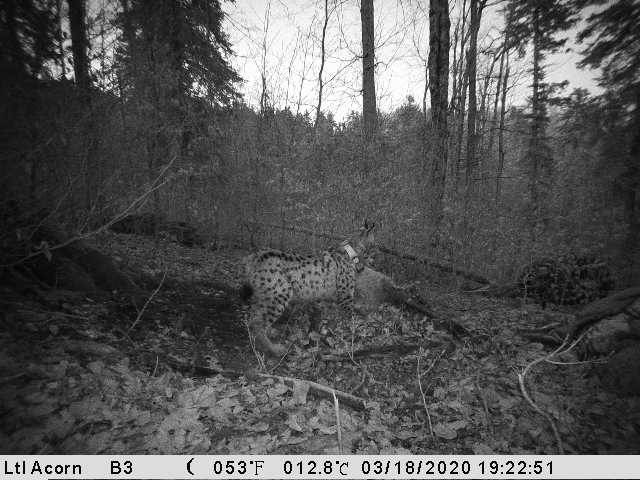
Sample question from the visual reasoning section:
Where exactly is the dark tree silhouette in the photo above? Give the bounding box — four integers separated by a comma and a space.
116, 0, 239, 104
67, 0, 89, 93
428, 0, 450, 221
0, 0, 59, 78
360, 0, 377, 141
507, 0, 576, 234
576, 0, 640, 281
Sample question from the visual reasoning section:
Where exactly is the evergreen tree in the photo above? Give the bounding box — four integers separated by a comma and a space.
576, 0, 639, 96
575, 0, 640, 282
0, 0, 59, 79
506, 0, 576, 234
116, 0, 240, 106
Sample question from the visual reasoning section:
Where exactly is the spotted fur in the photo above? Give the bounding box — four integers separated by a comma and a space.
241, 222, 375, 356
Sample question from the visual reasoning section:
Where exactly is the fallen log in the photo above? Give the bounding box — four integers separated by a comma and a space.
245, 221, 342, 242
247, 220, 490, 285
569, 286, 640, 339
258, 373, 367, 411
376, 245, 490, 285
165, 356, 367, 411
33, 224, 139, 293
322, 340, 455, 361
515, 286, 640, 347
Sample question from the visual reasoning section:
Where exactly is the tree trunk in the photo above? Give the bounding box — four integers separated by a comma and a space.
455, 67, 468, 184
449, 15, 461, 114
496, 56, 510, 203
315, 0, 329, 133
428, 0, 451, 219
478, 52, 498, 151
452, 0, 468, 114
67, 0, 89, 92
422, 63, 429, 131
55, 0, 67, 79
360, 0, 377, 141
488, 39, 508, 157
529, 5, 548, 234
465, 0, 480, 189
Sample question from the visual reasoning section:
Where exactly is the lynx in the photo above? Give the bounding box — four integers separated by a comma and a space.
240, 221, 375, 357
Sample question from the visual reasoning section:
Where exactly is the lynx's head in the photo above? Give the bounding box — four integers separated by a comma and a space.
342, 220, 376, 260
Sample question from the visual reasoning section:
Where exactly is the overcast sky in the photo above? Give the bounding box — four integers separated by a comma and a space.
223, 0, 602, 121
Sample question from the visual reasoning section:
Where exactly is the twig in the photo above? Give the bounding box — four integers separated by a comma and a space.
416, 349, 434, 438
332, 390, 344, 454
475, 373, 493, 434
128, 270, 166, 332
259, 373, 367, 411
517, 322, 563, 333
322, 341, 445, 361
244, 315, 266, 371
151, 355, 159, 377
269, 343, 293, 373
517, 334, 570, 454
545, 358, 607, 366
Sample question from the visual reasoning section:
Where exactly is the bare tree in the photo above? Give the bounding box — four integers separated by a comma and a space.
478, 39, 500, 149
465, 0, 485, 189
450, 0, 469, 183
259, 1, 271, 114
55, 0, 67, 79
360, 0, 377, 140
428, 0, 450, 218
496, 54, 510, 203
487, 36, 509, 157
315, 0, 330, 132
450, 0, 468, 115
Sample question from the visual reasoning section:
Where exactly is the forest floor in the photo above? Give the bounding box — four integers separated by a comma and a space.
2, 232, 639, 454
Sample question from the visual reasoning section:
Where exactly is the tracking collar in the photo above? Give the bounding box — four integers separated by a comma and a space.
342, 243, 364, 272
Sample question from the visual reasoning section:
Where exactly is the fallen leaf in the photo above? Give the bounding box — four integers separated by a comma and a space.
433, 423, 457, 440
292, 380, 310, 405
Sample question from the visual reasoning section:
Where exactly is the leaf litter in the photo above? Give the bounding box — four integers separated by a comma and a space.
1, 231, 639, 454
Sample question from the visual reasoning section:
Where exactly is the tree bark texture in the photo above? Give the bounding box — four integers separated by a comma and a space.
360, 0, 377, 141
55, 0, 67, 78
465, 0, 480, 189
496, 56, 510, 203
488, 38, 508, 157
67, 0, 89, 92
529, 5, 549, 230
315, 0, 329, 133
428, 0, 450, 211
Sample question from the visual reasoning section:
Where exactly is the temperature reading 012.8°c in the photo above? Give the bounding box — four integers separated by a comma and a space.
283, 460, 349, 476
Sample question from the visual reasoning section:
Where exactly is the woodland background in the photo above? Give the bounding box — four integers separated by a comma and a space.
0, 0, 638, 285
2, 0, 640, 456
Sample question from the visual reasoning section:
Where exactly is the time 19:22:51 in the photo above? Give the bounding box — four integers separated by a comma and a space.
479, 460, 552, 475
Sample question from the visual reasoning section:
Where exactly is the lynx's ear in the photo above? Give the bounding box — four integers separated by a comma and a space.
357, 220, 375, 250
361, 219, 375, 234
